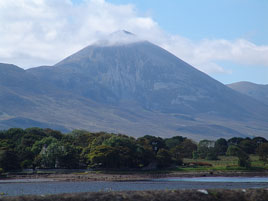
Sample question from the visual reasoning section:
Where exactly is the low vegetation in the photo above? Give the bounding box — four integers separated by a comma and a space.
1, 189, 268, 201
1, 127, 268, 173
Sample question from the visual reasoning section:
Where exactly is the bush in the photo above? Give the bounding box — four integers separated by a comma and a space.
21, 160, 33, 169
237, 150, 251, 168
0, 149, 21, 172
156, 149, 173, 168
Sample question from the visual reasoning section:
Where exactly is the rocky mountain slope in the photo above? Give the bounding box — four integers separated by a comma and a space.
228, 81, 268, 105
1, 31, 268, 140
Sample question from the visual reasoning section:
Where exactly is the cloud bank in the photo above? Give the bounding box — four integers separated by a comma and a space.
0, 0, 268, 74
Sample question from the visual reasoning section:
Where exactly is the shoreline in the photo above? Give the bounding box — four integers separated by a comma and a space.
2, 170, 268, 183
1, 189, 268, 201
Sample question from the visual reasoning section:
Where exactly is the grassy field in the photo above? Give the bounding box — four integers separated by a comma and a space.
181, 155, 268, 172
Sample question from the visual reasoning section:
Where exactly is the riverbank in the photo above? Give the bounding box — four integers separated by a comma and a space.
1, 189, 268, 201
3, 170, 268, 182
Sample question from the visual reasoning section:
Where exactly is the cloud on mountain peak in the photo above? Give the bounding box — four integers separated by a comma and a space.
0, 0, 267, 75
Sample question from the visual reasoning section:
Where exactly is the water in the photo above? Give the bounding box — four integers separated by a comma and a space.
154, 177, 268, 183
1, 177, 268, 196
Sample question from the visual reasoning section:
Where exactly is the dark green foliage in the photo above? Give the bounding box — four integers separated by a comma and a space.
165, 136, 188, 164
71, 130, 95, 147
170, 146, 184, 165
156, 149, 173, 168
228, 137, 244, 145
178, 139, 197, 158
226, 145, 251, 168
0, 149, 20, 171
0, 127, 267, 171
205, 149, 219, 160
138, 135, 166, 154
237, 150, 251, 168
43, 128, 63, 140
214, 138, 228, 155
238, 139, 256, 154
257, 143, 268, 163
226, 145, 241, 156
164, 136, 186, 149
252, 136, 267, 144
88, 145, 121, 168
197, 140, 218, 160
135, 145, 155, 167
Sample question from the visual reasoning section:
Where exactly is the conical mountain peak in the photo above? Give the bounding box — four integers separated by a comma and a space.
111, 30, 135, 36
94, 30, 143, 46
2, 29, 268, 139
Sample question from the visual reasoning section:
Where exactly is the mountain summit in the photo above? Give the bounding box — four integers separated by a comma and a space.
1, 31, 268, 139
93, 30, 142, 47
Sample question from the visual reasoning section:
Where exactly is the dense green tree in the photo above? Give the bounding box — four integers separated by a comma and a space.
44, 129, 63, 140
239, 139, 256, 154
1, 128, 26, 149
38, 141, 64, 168
197, 145, 209, 159
170, 146, 183, 165
197, 140, 218, 160
103, 135, 136, 150
179, 139, 197, 158
0, 149, 20, 172
89, 133, 113, 149
138, 135, 166, 154
257, 143, 268, 163
0, 127, 266, 171
164, 136, 185, 149
253, 137, 267, 145
71, 130, 95, 148
31, 137, 58, 155
135, 145, 155, 167
237, 150, 251, 168
227, 137, 244, 146
226, 145, 240, 156
25, 127, 47, 139
214, 138, 228, 155
156, 149, 173, 168
88, 145, 120, 168
206, 148, 219, 160
226, 145, 251, 168
57, 143, 81, 168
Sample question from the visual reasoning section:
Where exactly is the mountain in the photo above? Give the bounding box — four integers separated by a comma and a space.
227, 81, 268, 105
1, 31, 268, 140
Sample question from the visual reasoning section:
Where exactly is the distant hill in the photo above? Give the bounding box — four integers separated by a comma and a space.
227, 81, 268, 105
1, 31, 268, 140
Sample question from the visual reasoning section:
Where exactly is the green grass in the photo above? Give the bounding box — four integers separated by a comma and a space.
180, 155, 268, 172
59, 155, 268, 174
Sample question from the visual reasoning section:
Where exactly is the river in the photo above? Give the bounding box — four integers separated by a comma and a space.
1, 177, 268, 196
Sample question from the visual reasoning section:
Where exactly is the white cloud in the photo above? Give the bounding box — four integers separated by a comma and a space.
0, 0, 268, 74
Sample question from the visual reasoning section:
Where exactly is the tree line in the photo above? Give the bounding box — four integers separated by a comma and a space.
0, 127, 268, 172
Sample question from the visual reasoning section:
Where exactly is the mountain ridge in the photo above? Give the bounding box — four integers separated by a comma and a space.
1, 32, 268, 140
227, 81, 268, 106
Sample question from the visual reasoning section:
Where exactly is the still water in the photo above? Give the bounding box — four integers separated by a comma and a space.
1, 177, 268, 196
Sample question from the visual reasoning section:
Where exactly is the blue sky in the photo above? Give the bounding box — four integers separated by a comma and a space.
105, 0, 268, 84
1, 0, 267, 84
107, 0, 268, 44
